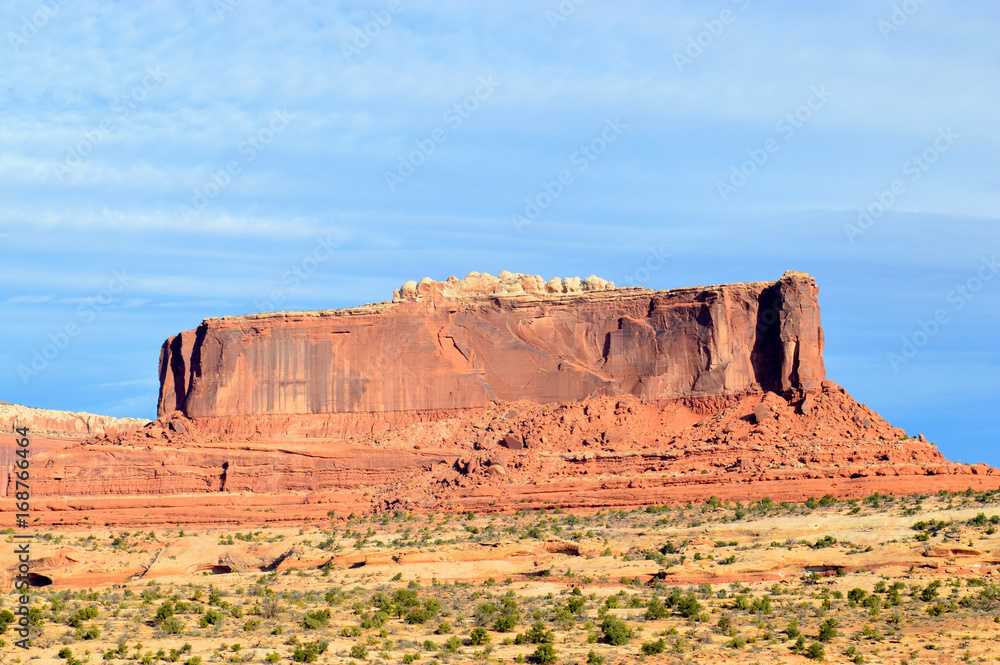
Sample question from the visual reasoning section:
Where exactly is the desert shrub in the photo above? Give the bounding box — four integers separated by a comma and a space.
786, 619, 801, 639
302, 609, 329, 630
405, 608, 434, 624
641, 639, 665, 655
644, 597, 668, 620
515, 621, 553, 645
469, 627, 490, 645
0, 609, 15, 634
530, 643, 557, 665
492, 595, 520, 632
153, 602, 174, 624
474, 603, 497, 626
293, 642, 329, 663
600, 616, 632, 645
920, 581, 942, 602
75, 627, 101, 640
259, 595, 281, 619
66, 607, 99, 628
818, 618, 838, 642
160, 617, 185, 635
199, 609, 223, 627
806, 642, 825, 660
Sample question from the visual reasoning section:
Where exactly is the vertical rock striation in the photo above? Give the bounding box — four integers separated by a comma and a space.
158, 271, 825, 423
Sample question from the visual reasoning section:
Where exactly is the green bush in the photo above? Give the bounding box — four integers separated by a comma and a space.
530, 643, 557, 665
294, 642, 329, 663
641, 639, 665, 655
199, 609, 223, 627
600, 616, 633, 645
302, 609, 330, 630
516, 621, 554, 645
818, 618, 838, 642
469, 627, 490, 646
644, 597, 668, 620
806, 642, 825, 660
160, 617, 185, 635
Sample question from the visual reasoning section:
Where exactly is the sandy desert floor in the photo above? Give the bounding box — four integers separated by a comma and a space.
4, 490, 1000, 664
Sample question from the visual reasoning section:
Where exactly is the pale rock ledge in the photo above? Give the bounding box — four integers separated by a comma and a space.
393, 271, 615, 301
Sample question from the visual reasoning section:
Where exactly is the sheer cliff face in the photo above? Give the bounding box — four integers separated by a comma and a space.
158, 271, 825, 418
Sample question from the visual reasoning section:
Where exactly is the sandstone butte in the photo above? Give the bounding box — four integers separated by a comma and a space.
5, 270, 1000, 528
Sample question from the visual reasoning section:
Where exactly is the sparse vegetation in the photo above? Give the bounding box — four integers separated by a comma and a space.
7, 490, 1000, 664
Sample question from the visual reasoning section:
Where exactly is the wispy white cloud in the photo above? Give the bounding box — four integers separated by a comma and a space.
6, 294, 55, 303
0, 0, 997, 466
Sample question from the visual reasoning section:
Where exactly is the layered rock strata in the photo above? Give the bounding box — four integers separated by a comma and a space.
158, 271, 825, 422
8, 270, 997, 527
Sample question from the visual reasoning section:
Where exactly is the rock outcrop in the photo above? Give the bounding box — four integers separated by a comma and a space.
0, 403, 148, 438
158, 271, 825, 422
9, 271, 999, 527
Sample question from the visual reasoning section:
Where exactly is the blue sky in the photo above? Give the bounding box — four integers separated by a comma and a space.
1, 1, 997, 465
